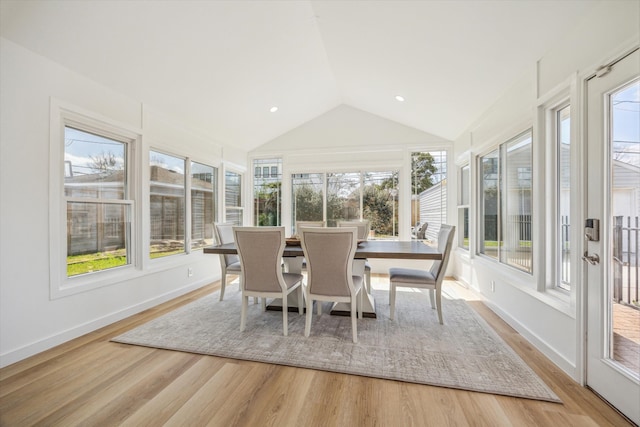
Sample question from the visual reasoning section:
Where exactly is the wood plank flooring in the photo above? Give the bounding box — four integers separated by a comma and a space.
0, 277, 633, 426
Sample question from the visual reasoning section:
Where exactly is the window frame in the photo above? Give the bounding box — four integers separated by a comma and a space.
253, 157, 283, 226
149, 149, 188, 259
457, 163, 470, 250
290, 169, 400, 239
539, 90, 575, 296
476, 129, 534, 275
49, 100, 142, 298
224, 167, 244, 225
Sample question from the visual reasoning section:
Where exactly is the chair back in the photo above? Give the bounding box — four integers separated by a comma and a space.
294, 221, 325, 236
214, 223, 240, 267
337, 220, 370, 240
429, 225, 456, 282
299, 227, 358, 297
416, 222, 428, 239
233, 227, 286, 293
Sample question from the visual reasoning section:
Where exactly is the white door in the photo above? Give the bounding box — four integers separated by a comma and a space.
586, 48, 640, 424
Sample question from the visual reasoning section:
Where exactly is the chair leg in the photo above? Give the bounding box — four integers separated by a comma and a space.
261, 298, 266, 311
436, 289, 443, 325
389, 282, 396, 320
365, 269, 371, 293
240, 295, 248, 331
282, 296, 288, 336
358, 288, 363, 320
429, 289, 436, 309
220, 273, 226, 301
317, 300, 322, 316
297, 286, 303, 315
305, 296, 313, 337
351, 296, 358, 343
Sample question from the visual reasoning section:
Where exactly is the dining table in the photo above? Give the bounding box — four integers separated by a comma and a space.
204, 239, 443, 318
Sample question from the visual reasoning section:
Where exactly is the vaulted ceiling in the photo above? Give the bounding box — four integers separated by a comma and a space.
1, 0, 601, 151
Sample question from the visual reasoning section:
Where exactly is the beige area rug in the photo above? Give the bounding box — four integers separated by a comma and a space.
112, 287, 560, 403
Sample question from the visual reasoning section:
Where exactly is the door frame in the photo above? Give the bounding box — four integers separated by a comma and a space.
581, 45, 640, 424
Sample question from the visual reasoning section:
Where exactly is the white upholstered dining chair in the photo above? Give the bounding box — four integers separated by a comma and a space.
213, 222, 242, 301
388, 224, 455, 324
299, 226, 363, 343
337, 220, 372, 292
294, 220, 325, 235
233, 227, 304, 336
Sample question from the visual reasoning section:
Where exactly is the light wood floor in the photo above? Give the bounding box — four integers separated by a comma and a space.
0, 277, 633, 426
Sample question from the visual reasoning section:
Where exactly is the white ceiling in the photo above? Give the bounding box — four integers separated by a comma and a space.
1, 0, 601, 151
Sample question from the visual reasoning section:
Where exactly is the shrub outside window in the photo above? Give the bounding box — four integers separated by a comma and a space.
253, 158, 282, 226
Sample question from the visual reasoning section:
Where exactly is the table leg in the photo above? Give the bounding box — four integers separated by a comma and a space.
330, 259, 376, 318
266, 256, 306, 312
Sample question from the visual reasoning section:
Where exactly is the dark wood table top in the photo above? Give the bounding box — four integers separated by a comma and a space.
204, 239, 442, 260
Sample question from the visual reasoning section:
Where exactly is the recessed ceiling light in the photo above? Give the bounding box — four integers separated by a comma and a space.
395, 95, 405, 102
270, 106, 279, 113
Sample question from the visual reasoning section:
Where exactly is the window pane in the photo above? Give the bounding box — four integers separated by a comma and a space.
460, 164, 470, 205
558, 106, 571, 290
480, 150, 500, 260
150, 151, 186, 258
191, 162, 217, 251
225, 171, 243, 226
363, 171, 398, 239
326, 172, 361, 227
459, 207, 470, 250
64, 127, 130, 277
255, 166, 261, 177
263, 166, 269, 178
502, 131, 533, 273
292, 173, 324, 231
66, 201, 130, 276
64, 127, 126, 199
254, 158, 282, 226
411, 151, 447, 241
459, 164, 470, 250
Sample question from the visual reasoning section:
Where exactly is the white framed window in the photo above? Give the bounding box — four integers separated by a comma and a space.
478, 130, 533, 274
190, 161, 218, 251
458, 164, 470, 250
555, 104, 572, 291
225, 170, 244, 225
50, 101, 141, 297
149, 151, 186, 258
411, 151, 447, 241
253, 158, 282, 226
149, 151, 219, 257
291, 170, 399, 239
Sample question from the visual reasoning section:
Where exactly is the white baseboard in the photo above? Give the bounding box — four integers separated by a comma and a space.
0, 278, 213, 368
482, 299, 578, 380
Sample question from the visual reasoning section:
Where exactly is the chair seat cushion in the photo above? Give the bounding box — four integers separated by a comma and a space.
389, 267, 436, 285
283, 272, 303, 289
227, 261, 242, 272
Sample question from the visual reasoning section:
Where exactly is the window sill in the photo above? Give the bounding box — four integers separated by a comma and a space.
51, 251, 208, 299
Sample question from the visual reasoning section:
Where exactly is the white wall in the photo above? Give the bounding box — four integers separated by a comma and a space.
0, 38, 241, 367
253, 104, 453, 244
451, 0, 640, 380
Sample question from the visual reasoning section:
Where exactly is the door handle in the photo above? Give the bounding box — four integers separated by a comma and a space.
582, 251, 600, 265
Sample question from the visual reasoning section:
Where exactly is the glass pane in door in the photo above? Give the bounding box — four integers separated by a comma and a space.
610, 80, 639, 376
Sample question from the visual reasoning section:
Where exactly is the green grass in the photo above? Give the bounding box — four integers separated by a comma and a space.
67, 245, 185, 276
67, 251, 127, 276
